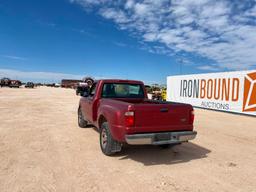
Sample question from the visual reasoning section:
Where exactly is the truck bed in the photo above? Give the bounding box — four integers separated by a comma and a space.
102, 98, 194, 134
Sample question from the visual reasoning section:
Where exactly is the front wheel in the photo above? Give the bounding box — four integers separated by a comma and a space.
100, 122, 122, 156
78, 107, 88, 128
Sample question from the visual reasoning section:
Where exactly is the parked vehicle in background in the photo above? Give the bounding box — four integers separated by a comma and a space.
35, 83, 43, 87
54, 83, 61, 88
151, 86, 162, 100
76, 83, 88, 96
145, 85, 153, 99
45, 83, 59, 87
0, 77, 11, 87
61, 79, 82, 88
9, 80, 22, 88
78, 79, 196, 156
146, 85, 166, 101
161, 88, 167, 101
76, 77, 94, 96
25, 82, 35, 88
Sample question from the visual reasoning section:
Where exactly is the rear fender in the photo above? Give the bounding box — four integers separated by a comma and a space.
97, 110, 125, 142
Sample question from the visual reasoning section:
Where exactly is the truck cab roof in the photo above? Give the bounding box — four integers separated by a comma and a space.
97, 79, 144, 84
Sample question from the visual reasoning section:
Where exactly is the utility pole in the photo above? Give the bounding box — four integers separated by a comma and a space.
178, 58, 184, 75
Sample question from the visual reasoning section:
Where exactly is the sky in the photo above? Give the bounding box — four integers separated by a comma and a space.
0, 0, 256, 84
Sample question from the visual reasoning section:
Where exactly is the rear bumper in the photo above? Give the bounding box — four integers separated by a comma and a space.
125, 131, 197, 145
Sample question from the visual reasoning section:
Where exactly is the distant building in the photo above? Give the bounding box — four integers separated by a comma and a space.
61, 79, 82, 88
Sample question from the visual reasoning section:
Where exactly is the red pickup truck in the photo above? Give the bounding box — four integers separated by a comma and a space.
78, 79, 196, 155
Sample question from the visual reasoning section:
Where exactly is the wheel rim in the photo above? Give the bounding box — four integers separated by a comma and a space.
101, 128, 108, 149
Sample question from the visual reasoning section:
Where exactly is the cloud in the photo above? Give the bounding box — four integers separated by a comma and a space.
0, 55, 27, 61
197, 65, 220, 71
99, 8, 130, 23
125, 0, 135, 9
113, 41, 128, 47
0, 69, 83, 83
70, 0, 256, 71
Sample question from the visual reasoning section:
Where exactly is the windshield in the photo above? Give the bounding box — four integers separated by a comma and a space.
102, 83, 145, 98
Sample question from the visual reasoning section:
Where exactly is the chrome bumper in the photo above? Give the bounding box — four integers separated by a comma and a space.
125, 131, 197, 145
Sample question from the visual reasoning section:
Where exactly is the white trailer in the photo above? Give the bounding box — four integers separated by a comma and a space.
167, 70, 256, 116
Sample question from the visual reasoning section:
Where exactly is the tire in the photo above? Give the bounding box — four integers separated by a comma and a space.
100, 122, 122, 156
78, 107, 88, 128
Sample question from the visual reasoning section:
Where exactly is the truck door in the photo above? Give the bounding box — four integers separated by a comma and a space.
81, 83, 97, 123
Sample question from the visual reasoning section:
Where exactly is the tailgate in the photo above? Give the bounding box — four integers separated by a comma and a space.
132, 103, 193, 133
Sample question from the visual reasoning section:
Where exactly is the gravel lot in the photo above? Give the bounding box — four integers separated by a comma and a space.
0, 87, 256, 192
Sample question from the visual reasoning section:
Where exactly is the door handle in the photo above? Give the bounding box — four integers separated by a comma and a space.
160, 108, 169, 112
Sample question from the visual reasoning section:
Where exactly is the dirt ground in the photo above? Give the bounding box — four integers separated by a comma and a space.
0, 87, 256, 192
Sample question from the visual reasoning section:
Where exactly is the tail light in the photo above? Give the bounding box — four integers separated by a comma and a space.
189, 110, 195, 124
125, 111, 135, 127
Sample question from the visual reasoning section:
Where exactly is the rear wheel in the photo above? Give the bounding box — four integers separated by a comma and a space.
78, 107, 88, 128
100, 122, 122, 156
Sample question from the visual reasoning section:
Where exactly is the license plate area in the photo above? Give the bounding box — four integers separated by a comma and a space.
155, 133, 170, 141
154, 133, 179, 142
179, 134, 194, 141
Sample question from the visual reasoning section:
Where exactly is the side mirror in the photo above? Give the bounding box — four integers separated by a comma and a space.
82, 91, 89, 97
